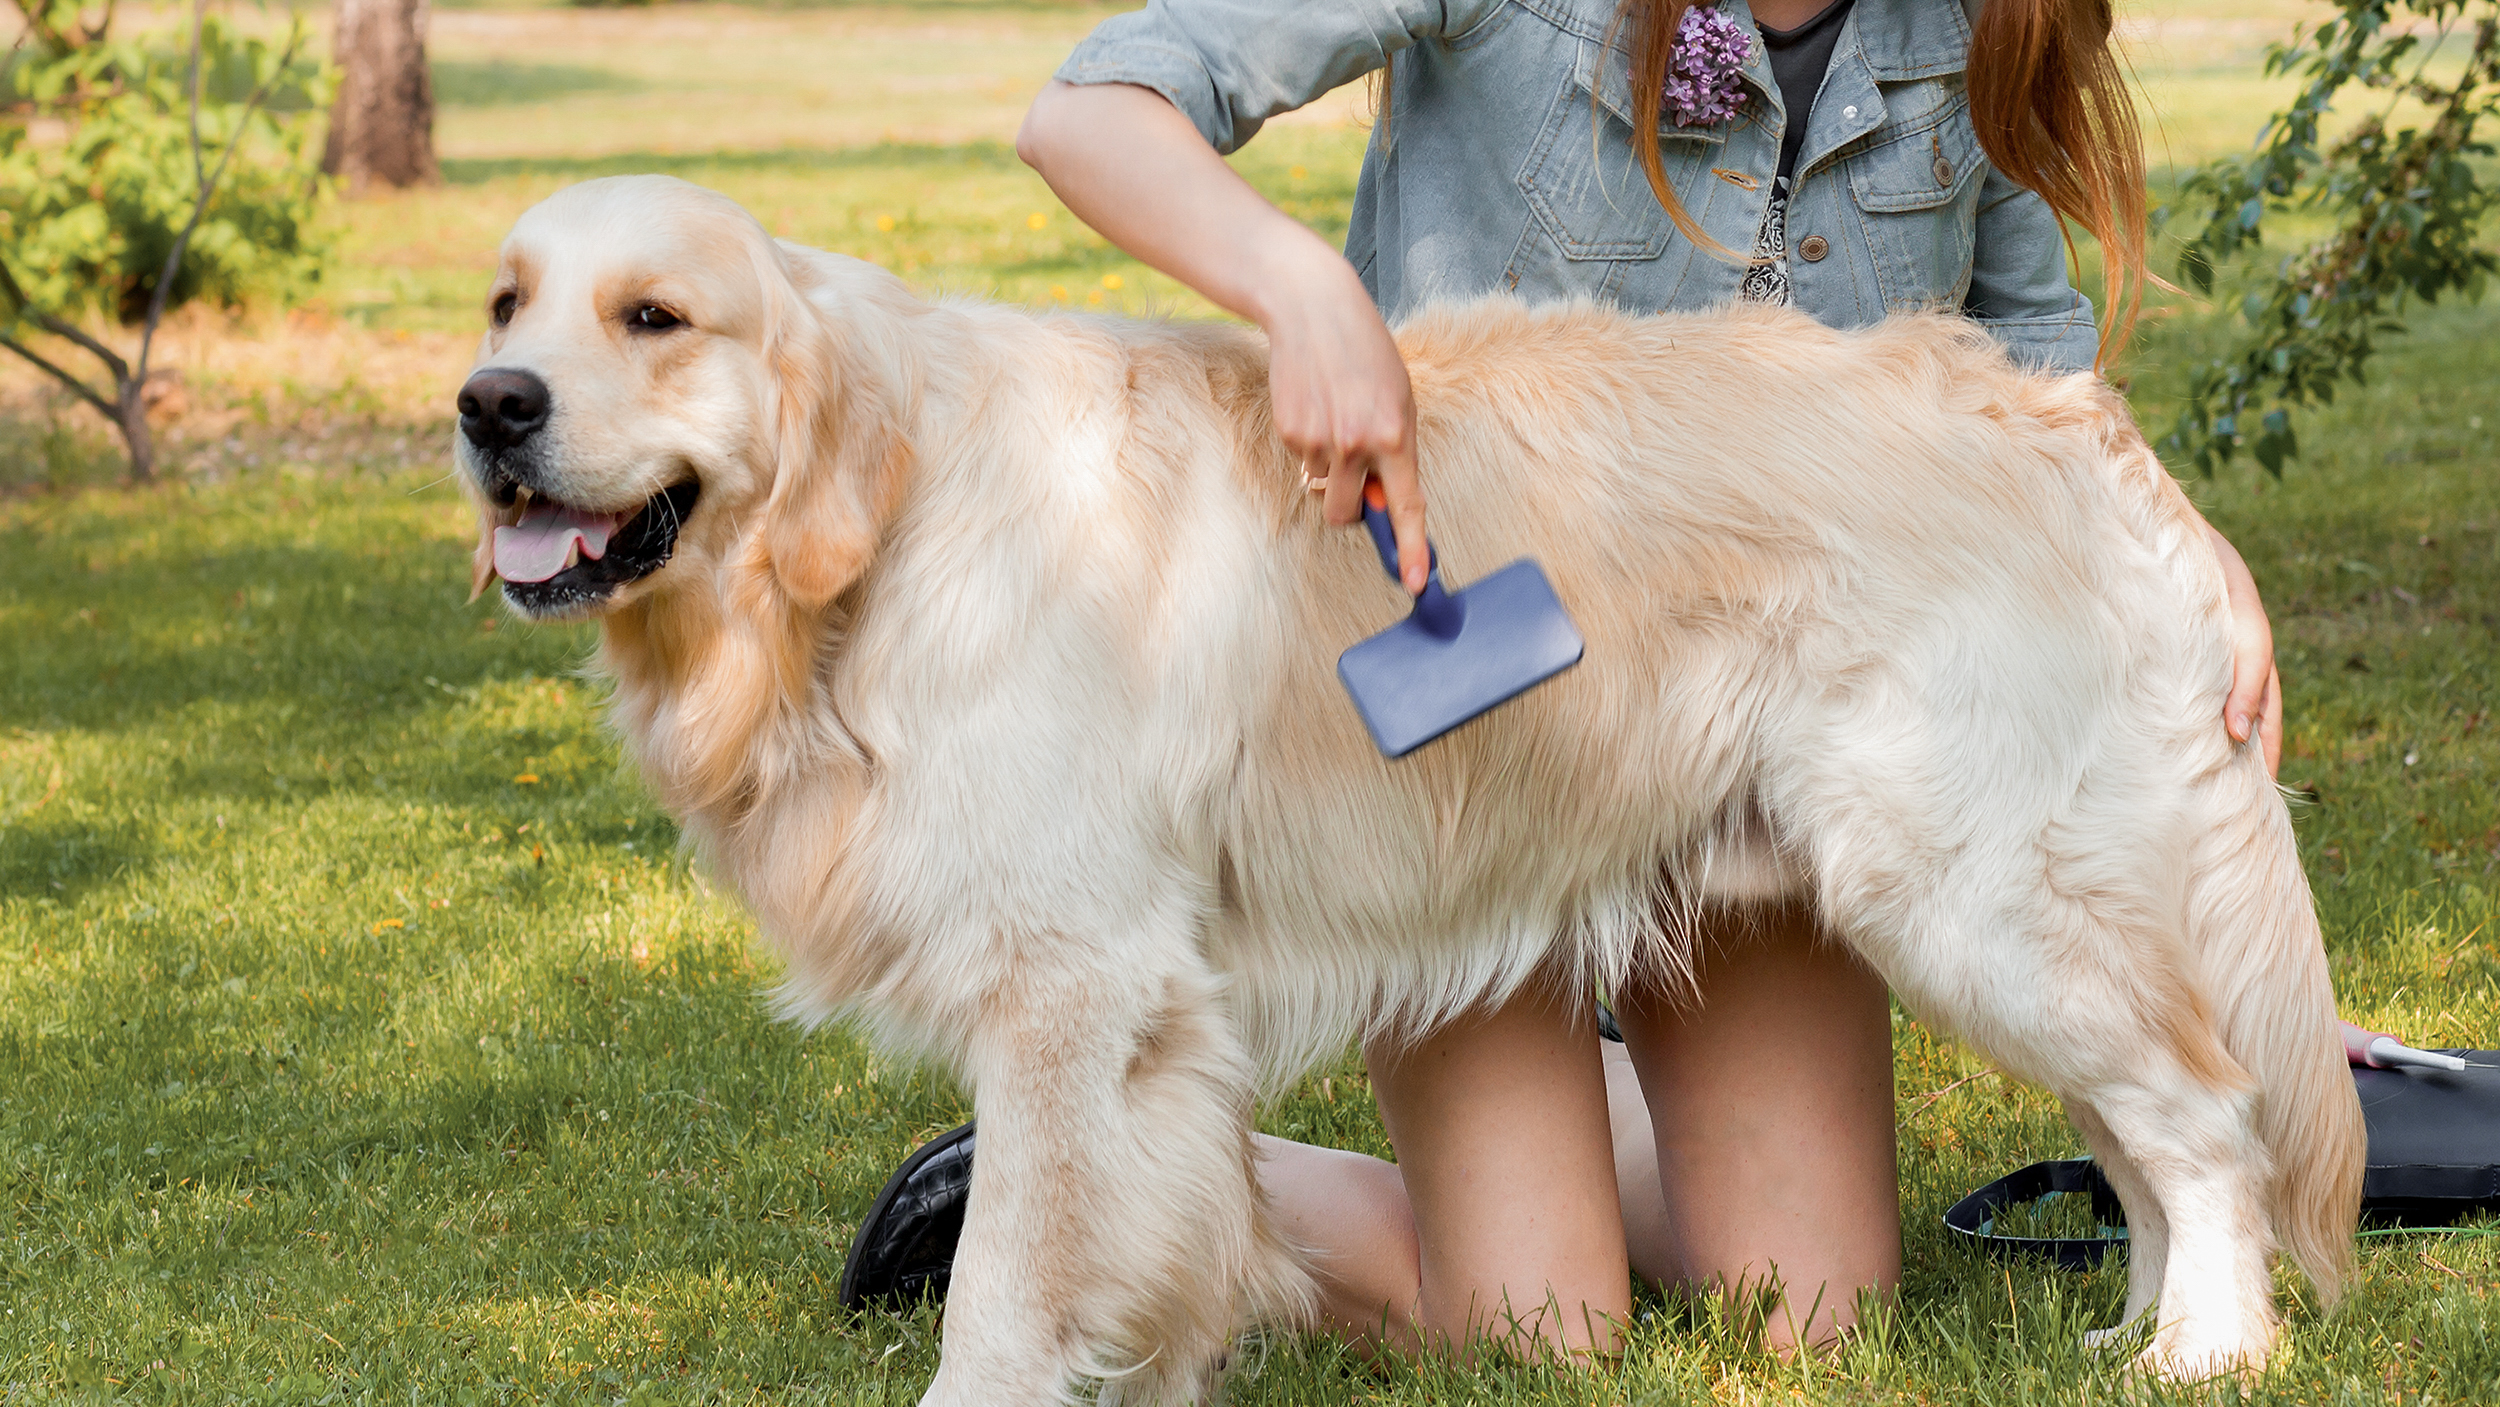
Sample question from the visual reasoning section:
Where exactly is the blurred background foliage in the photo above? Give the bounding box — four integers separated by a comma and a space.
0, 12, 329, 323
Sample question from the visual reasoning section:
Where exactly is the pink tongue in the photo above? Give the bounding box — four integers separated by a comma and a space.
493, 502, 625, 584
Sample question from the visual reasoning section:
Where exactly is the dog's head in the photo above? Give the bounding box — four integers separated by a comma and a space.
456, 175, 904, 624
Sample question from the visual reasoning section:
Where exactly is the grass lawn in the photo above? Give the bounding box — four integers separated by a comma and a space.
5, 1, 2499, 1402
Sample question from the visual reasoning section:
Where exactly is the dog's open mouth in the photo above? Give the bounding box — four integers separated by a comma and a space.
495, 480, 701, 615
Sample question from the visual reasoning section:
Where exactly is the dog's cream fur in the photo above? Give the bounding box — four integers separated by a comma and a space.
458, 176, 2364, 1403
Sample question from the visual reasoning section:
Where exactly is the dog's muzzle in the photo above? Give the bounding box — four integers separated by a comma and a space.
488, 479, 702, 620
459, 367, 553, 505
455, 365, 701, 619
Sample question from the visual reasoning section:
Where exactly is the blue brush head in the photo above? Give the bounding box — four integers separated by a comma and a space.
1336, 497, 1584, 758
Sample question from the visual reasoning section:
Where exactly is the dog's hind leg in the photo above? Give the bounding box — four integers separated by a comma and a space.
921, 958, 1311, 1407
1836, 876, 2279, 1377
2064, 1043, 2275, 1378
2063, 1098, 2167, 1340
2050, 723, 2363, 1377
1941, 974, 2276, 1375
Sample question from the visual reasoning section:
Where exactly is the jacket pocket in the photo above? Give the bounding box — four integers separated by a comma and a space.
1845, 83, 1983, 311
1517, 44, 1727, 262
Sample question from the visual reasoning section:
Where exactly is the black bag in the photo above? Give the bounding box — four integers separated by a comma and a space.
1945, 1054, 2500, 1266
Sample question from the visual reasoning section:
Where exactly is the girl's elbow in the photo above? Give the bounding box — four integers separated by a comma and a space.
1015, 81, 1078, 174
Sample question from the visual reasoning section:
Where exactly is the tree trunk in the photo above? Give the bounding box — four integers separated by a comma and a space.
116, 376, 156, 485
323, 0, 439, 193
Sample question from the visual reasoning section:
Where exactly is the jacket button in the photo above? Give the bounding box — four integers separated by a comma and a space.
1796, 235, 1829, 262
1934, 156, 1955, 185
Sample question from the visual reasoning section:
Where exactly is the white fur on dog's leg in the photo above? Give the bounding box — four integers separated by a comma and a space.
2066, 1100, 2170, 1334
2139, 1181, 2277, 1379
921, 961, 1311, 1406
2085, 1087, 2278, 1380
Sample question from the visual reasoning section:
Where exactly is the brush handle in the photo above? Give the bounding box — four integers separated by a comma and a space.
2342, 1020, 2471, 1071
1360, 499, 1465, 640
2373, 1039, 2469, 1073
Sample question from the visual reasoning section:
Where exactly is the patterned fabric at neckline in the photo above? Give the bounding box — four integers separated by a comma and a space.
1739, 176, 1793, 306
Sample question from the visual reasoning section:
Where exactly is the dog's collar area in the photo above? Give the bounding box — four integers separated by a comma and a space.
501, 479, 701, 617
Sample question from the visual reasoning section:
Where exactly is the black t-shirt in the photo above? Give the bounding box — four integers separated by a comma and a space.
1760, 0, 1856, 184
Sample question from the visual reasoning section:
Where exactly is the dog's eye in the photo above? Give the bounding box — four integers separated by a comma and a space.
630, 305, 683, 333
490, 292, 518, 327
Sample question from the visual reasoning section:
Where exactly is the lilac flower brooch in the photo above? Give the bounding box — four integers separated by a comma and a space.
1663, 5, 1753, 128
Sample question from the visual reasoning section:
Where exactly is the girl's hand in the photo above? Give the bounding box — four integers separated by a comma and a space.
2204, 522, 2283, 777
1264, 250, 1430, 593
1017, 82, 1432, 593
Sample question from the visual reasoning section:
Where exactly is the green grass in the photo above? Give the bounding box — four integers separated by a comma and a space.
6, 0, 2500, 1402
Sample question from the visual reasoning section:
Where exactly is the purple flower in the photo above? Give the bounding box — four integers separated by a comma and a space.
1663, 5, 1752, 128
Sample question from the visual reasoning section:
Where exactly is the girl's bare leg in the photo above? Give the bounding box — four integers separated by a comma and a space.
1612, 904, 1900, 1350
1255, 981, 1630, 1358
1256, 908, 1895, 1357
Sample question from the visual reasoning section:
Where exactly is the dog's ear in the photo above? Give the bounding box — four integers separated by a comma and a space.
753, 255, 910, 613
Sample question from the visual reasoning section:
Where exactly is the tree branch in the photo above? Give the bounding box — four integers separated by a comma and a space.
0, 257, 131, 381
134, 0, 208, 376
0, 333, 120, 418
132, 6, 306, 388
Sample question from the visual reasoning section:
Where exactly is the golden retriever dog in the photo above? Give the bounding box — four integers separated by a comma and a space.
454, 175, 2363, 1403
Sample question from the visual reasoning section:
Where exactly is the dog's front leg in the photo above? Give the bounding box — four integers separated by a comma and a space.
918, 964, 1311, 1407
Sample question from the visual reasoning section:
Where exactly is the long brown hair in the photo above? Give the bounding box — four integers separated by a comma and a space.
1610, 0, 2145, 361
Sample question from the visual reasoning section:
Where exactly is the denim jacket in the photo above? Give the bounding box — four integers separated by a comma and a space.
1057, 0, 2098, 371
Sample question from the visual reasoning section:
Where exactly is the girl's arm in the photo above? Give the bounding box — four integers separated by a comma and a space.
1017, 80, 1432, 595
2205, 521, 2283, 775
1969, 178, 2281, 773
1962, 171, 2101, 374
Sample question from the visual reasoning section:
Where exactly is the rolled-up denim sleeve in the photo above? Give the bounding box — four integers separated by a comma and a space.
1963, 167, 2099, 374
1054, 0, 1502, 154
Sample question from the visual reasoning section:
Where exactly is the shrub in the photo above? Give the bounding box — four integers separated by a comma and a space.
0, 8, 330, 480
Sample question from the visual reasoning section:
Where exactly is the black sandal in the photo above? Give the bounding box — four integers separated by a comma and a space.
838, 1120, 977, 1310
836, 1004, 1627, 1309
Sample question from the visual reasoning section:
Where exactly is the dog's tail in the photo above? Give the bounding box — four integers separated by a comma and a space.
2184, 758, 2366, 1305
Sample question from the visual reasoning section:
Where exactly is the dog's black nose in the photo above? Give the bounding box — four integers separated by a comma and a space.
458, 368, 551, 451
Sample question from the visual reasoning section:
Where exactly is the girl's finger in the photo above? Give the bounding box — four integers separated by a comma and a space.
2230, 612, 2290, 754
1374, 443, 1429, 595
1320, 446, 1367, 529
2205, 523, 2275, 751
2224, 613, 2274, 748
2261, 663, 2284, 778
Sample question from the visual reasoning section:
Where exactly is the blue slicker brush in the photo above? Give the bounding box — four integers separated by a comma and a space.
1337, 482, 1585, 758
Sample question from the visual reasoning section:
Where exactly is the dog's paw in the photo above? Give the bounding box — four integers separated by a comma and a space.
2134, 1320, 2276, 1384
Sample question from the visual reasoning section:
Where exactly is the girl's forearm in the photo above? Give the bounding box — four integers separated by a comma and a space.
1015, 81, 1360, 330
1015, 79, 1433, 589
